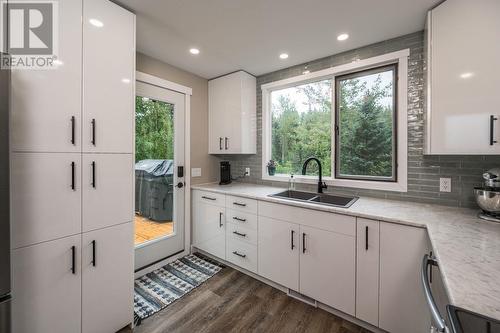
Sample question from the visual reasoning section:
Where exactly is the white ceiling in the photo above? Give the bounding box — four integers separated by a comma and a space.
115, 0, 441, 79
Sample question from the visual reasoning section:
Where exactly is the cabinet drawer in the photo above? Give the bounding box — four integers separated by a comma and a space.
226, 195, 257, 214
194, 190, 225, 207
226, 239, 257, 273
258, 201, 355, 236
225, 209, 257, 230
226, 223, 257, 246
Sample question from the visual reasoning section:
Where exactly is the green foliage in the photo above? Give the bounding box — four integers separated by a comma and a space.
135, 97, 174, 162
270, 72, 394, 179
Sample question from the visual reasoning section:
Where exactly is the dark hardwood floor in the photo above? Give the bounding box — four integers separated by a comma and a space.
120, 266, 372, 333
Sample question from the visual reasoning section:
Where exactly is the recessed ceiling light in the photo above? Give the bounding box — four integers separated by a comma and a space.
337, 33, 349, 41
53, 59, 63, 66
279, 53, 289, 60
121, 78, 131, 84
89, 18, 104, 28
189, 48, 200, 55
460, 72, 474, 79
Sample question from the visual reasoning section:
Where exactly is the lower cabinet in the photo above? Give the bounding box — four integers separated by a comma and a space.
11, 223, 134, 333
299, 225, 355, 316
82, 222, 134, 333
258, 216, 299, 291
12, 235, 82, 333
356, 218, 380, 326
193, 196, 226, 259
379, 222, 430, 333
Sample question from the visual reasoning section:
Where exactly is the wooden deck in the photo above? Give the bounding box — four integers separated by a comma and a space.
134, 215, 174, 245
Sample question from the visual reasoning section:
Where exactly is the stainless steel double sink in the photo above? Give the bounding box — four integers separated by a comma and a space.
269, 190, 358, 208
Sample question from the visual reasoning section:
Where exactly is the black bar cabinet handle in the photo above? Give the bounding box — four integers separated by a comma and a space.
201, 196, 216, 201
291, 230, 295, 250
71, 116, 75, 145
233, 217, 246, 222
233, 231, 247, 237
91, 161, 96, 188
490, 115, 498, 145
225, 137, 228, 150
232, 251, 246, 258
91, 119, 96, 146
219, 212, 223, 227
71, 246, 76, 274
233, 202, 246, 207
365, 226, 369, 251
91, 240, 96, 267
302, 233, 306, 253
219, 137, 223, 150
71, 162, 75, 191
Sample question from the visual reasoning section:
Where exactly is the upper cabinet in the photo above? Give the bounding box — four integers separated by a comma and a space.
10, 0, 82, 152
425, 0, 500, 154
83, 0, 135, 153
208, 71, 256, 154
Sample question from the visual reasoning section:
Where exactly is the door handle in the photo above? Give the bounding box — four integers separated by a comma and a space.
91, 240, 96, 267
71, 162, 75, 191
91, 161, 96, 188
490, 115, 498, 145
219, 212, 223, 227
219, 137, 223, 150
91, 119, 96, 146
71, 116, 75, 145
302, 233, 306, 253
291, 230, 295, 250
71, 246, 76, 274
365, 226, 369, 251
225, 137, 228, 150
175, 182, 184, 189
421, 254, 446, 332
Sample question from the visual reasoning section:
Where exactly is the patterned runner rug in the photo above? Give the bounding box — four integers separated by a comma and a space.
133, 253, 223, 325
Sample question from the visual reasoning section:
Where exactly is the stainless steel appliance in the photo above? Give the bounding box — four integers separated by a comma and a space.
422, 254, 449, 333
474, 168, 500, 222
0, 53, 11, 333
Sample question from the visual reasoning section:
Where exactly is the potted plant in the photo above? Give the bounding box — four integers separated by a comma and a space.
267, 160, 276, 176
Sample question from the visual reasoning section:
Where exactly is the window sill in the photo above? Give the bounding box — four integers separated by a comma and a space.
262, 174, 407, 192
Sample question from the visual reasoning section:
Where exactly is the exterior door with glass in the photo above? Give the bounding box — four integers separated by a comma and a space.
134, 80, 185, 270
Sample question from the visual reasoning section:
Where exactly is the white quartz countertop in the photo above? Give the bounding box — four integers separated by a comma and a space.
191, 182, 500, 321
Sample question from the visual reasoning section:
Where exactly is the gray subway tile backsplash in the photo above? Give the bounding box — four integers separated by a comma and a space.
215, 31, 494, 209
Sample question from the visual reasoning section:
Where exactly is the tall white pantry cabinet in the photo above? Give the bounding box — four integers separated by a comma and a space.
9, 0, 136, 332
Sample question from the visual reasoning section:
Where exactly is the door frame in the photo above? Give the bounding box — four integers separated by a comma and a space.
134, 71, 192, 276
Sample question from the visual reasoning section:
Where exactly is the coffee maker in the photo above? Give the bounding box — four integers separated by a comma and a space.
219, 161, 232, 185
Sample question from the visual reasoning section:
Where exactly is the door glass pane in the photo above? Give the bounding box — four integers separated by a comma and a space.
134, 96, 175, 246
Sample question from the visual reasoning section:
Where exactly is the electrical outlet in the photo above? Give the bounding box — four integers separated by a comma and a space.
439, 178, 451, 192
245, 167, 250, 176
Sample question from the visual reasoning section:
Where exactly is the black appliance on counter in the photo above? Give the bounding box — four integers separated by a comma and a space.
219, 161, 231, 185
0, 53, 11, 333
448, 305, 500, 333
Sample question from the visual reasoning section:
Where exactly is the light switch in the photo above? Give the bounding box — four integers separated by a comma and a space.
191, 168, 202, 177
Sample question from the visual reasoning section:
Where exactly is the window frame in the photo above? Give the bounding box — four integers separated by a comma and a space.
334, 63, 398, 182
261, 49, 409, 192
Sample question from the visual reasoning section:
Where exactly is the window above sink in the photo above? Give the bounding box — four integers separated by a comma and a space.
261, 50, 409, 192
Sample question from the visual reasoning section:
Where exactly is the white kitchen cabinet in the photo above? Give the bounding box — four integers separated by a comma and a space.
226, 239, 258, 273
379, 222, 430, 333
82, 154, 134, 232
193, 194, 226, 259
299, 225, 356, 316
208, 71, 256, 154
425, 0, 500, 154
83, 0, 135, 153
82, 222, 134, 333
10, 153, 81, 248
356, 218, 380, 326
12, 235, 81, 333
10, 0, 82, 153
257, 216, 299, 291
